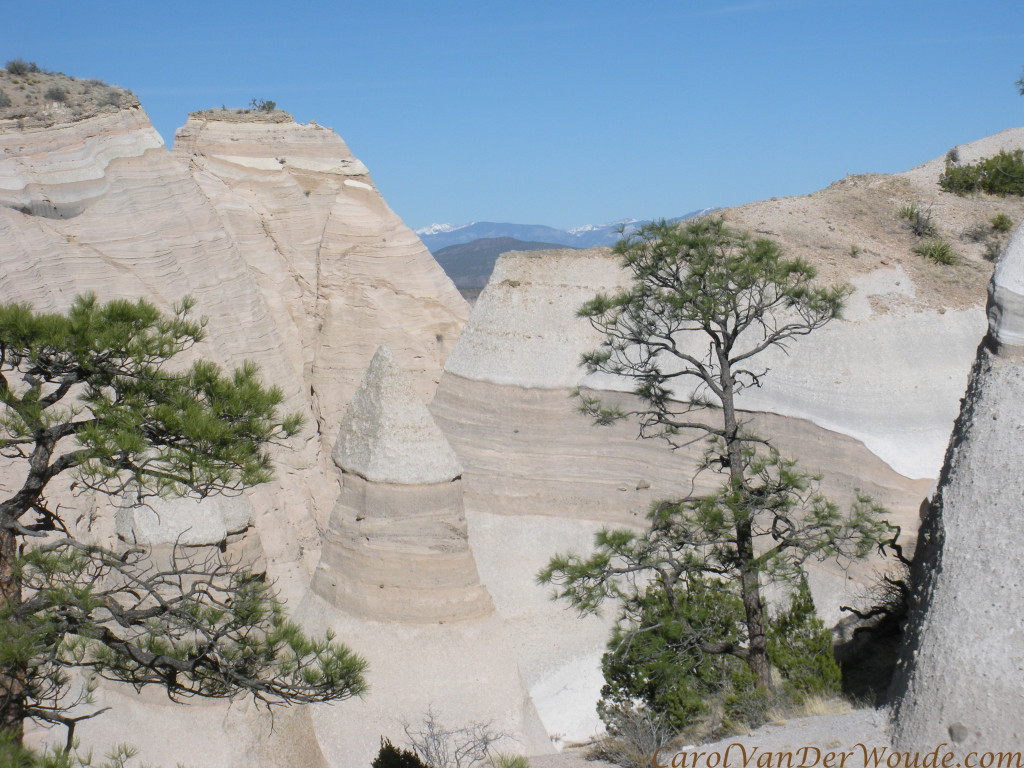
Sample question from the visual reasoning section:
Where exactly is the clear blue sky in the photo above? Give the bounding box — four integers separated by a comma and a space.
3, 1, 1022, 231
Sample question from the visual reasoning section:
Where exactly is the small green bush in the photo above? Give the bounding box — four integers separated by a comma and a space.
897, 203, 936, 238
940, 150, 1024, 197
992, 213, 1015, 233
372, 738, 429, 768
44, 85, 68, 103
767, 577, 841, 699
985, 240, 1004, 262
914, 239, 957, 265
0, 90, 10, 108
5, 59, 40, 76
250, 97, 276, 112
490, 755, 529, 768
100, 88, 123, 107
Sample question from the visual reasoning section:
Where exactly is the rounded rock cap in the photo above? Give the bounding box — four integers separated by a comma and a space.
332, 345, 462, 484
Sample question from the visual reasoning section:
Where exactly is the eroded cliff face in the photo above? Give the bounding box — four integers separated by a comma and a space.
0, 97, 474, 765
431, 246, 939, 740
889, 223, 1024, 751
4, 77, 1023, 761
171, 110, 469, 448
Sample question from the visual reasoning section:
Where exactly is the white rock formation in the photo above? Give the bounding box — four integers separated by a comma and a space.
986, 223, 1024, 347
431, 246, 938, 740
302, 346, 549, 765
0, 99, 470, 765
333, 346, 463, 485
115, 490, 254, 547
314, 345, 490, 622
172, 111, 469, 440
890, 224, 1024, 751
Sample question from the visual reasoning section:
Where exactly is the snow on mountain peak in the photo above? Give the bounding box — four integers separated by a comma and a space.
567, 218, 639, 236
415, 222, 474, 236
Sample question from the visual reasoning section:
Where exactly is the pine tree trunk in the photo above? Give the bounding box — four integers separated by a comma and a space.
719, 359, 774, 690
0, 524, 24, 744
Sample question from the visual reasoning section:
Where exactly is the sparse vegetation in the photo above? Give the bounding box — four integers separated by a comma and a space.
402, 709, 505, 768
914, 238, 957, 265
5, 59, 41, 76
373, 738, 430, 768
992, 212, 1015, 233
0, 90, 10, 108
940, 149, 1024, 197
100, 88, 123, 107
250, 97, 277, 112
897, 203, 937, 238
588, 707, 673, 768
488, 754, 529, 768
43, 85, 67, 103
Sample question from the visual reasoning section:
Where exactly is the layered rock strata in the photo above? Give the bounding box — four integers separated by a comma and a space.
302, 346, 548, 765
1, 97, 470, 765
313, 345, 492, 621
172, 111, 469, 443
890, 223, 1024, 750
430, 239, 969, 740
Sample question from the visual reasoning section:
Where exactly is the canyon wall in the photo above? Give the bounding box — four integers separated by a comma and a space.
3, 75, 1023, 762
889, 222, 1024, 750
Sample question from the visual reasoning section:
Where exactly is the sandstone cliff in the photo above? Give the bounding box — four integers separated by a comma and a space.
4, 70, 1023, 763
889, 221, 1024, 751
0, 80, 472, 765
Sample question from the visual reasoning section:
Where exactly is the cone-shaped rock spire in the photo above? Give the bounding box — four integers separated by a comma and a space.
314, 346, 492, 622
890, 223, 1024, 750
332, 345, 462, 485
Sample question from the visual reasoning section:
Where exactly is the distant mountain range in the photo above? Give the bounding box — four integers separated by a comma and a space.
418, 211, 714, 298
417, 212, 713, 253
433, 237, 570, 292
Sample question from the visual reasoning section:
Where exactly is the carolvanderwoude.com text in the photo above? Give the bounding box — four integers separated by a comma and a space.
652, 744, 1023, 768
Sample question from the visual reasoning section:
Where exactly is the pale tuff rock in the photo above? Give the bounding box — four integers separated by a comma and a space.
444, 248, 629, 389
443, 242, 982, 479
303, 354, 544, 766
32, 688, 331, 768
890, 224, 1024, 750
0, 105, 327, 603
333, 345, 462, 485
431, 248, 933, 740
172, 113, 469, 444
115, 490, 253, 547
312, 474, 494, 622
987, 223, 1024, 348
315, 346, 489, 622
296, 596, 553, 767
0, 102, 465, 764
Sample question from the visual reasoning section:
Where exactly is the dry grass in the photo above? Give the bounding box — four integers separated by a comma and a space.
766, 694, 855, 726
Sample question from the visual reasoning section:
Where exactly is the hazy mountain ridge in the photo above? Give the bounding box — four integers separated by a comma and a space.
434, 237, 575, 291
416, 210, 714, 253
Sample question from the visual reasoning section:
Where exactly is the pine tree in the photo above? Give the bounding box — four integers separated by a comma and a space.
0, 294, 367, 749
540, 218, 889, 711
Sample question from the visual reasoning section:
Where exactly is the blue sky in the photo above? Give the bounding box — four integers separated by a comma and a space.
3, 1, 1023, 230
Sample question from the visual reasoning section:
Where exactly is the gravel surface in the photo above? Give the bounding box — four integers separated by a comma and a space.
529, 709, 890, 768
